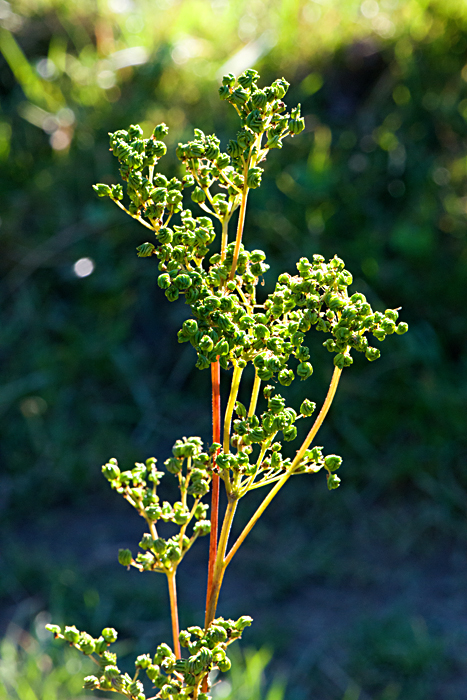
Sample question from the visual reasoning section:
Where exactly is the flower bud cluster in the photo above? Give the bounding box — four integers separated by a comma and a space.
101, 441, 211, 574
266, 254, 408, 370
47, 616, 252, 700
218, 70, 305, 162
93, 123, 190, 226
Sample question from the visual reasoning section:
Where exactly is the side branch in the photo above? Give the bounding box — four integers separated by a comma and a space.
224, 366, 343, 568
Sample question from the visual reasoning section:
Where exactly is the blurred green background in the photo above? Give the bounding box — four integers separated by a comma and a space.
1, 0, 467, 698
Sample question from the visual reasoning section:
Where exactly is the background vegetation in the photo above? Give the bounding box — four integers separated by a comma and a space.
1, 1, 467, 698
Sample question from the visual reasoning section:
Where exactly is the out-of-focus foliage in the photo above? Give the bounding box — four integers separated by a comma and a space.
1, 0, 466, 526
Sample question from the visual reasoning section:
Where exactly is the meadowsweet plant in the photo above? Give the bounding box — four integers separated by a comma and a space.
47, 69, 408, 699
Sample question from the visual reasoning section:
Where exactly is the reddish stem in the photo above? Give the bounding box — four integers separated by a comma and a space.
205, 359, 221, 627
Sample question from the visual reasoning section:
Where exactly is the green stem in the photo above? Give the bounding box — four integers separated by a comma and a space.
224, 366, 343, 568
223, 364, 244, 454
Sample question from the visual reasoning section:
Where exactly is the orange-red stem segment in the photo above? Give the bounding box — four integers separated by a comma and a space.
205, 359, 221, 627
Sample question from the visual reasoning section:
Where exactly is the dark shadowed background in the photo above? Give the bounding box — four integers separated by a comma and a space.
1, 1, 467, 698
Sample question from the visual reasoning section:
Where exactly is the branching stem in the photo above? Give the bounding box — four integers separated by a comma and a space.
223, 366, 343, 568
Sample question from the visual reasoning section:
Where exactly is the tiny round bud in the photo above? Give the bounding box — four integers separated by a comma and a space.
158, 273, 171, 289
327, 473, 341, 490
396, 322, 409, 335
83, 676, 100, 690
218, 657, 231, 672
300, 399, 316, 417
191, 187, 206, 203
63, 625, 80, 644
45, 624, 61, 636
102, 462, 120, 481
93, 183, 112, 197
102, 627, 118, 644
278, 369, 294, 386
365, 347, 381, 362
324, 454, 342, 471
136, 654, 152, 669
118, 548, 132, 567
297, 362, 313, 380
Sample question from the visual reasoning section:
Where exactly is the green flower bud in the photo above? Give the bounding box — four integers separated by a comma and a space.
218, 657, 231, 672
100, 627, 117, 644
183, 319, 198, 336
128, 124, 143, 140
158, 273, 171, 289
199, 335, 214, 353
396, 322, 409, 334
238, 68, 259, 88
213, 339, 229, 356
146, 664, 161, 682
153, 123, 169, 138
289, 117, 305, 135
300, 399, 316, 416
78, 632, 96, 655
152, 141, 167, 158
133, 655, 151, 674
102, 461, 120, 481
230, 86, 249, 106
385, 309, 399, 322
327, 473, 341, 490
151, 538, 166, 555
128, 680, 144, 697
193, 519, 211, 536
156, 643, 173, 659
324, 454, 342, 471
278, 369, 294, 386
145, 505, 162, 520
297, 362, 313, 380
93, 183, 112, 197
222, 73, 236, 87
237, 128, 256, 149
45, 623, 61, 636
139, 533, 154, 550
63, 625, 80, 644
179, 630, 191, 647
247, 167, 263, 189
283, 425, 297, 441
191, 187, 206, 203
174, 274, 192, 290
334, 353, 353, 369
118, 549, 132, 567
110, 184, 123, 200
365, 347, 381, 362
83, 676, 100, 690
136, 242, 155, 258
236, 615, 253, 631
246, 110, 264, 134
251, 89, 267, 110
216, 153, 230, 169
227, 139, 242, 158
271, 77, 289, 98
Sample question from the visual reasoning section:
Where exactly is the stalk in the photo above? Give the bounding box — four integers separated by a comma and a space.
224, 366, 343, 568
205, 498, 238, 627
220, 217, 229, 262
167, 570, 181, 658
228, 185, 248, 281
223, 364, 244, 453
205, 360, 221, 625
248, 370, 261, 417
